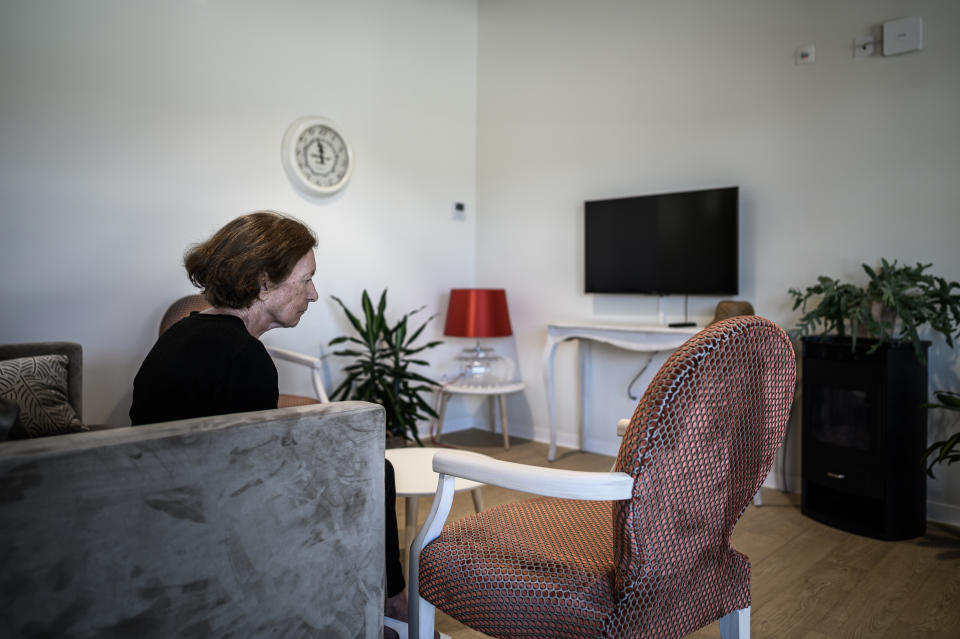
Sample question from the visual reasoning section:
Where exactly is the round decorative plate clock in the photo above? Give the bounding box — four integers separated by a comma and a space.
281, 116, 353, 196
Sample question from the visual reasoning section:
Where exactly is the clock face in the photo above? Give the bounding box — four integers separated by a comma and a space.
282, 117, 353, 196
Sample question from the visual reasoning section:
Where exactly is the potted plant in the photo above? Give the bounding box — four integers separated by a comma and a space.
922, 390, 960, 478
328, 289, 442, 445
788, 259, 960, 360
790, 260, 960, 539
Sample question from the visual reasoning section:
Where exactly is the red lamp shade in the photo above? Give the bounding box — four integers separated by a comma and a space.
443, 289, 513, 338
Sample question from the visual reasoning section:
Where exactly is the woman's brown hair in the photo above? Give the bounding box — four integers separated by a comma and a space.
184, 211, 317, 309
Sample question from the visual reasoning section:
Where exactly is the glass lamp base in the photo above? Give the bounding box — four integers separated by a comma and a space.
456, 346, 507, 386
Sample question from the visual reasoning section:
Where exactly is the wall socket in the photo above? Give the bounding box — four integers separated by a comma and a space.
854, 38, 875, 57
796, 44, 815, 65
452, 201, 466, 220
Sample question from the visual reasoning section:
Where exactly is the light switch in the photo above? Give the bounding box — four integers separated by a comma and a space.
883, 16, 923, 56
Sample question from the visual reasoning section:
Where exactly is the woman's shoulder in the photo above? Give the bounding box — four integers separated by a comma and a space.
161, 313, 266, 358
168, 312, 250, 339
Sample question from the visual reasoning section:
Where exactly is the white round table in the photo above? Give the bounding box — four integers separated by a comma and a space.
385, 447, 485, 559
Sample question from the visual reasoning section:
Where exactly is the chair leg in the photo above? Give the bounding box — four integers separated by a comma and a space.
384, 616, 409, 638
410, 591, 436, 639
408, 475, 456, 639
753, 488, 762, 506
718, 606, 750, 639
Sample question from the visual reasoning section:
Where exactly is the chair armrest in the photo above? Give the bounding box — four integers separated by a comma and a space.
617, 418, 629, 437
265, 345, 319, 368
264, 346, 329, 403
433, 450, 633, 501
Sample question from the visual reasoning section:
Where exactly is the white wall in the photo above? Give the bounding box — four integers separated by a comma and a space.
2, 0, 959, 523
474, 0, 960, 522
0, 0, 478, 425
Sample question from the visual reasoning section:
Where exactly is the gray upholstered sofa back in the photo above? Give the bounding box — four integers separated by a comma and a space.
0, 401, 386, 638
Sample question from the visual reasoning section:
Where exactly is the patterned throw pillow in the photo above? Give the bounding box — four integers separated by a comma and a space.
0, 355, 87, 438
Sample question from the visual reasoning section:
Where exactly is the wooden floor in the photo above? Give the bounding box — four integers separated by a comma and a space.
397, 429, 960, 639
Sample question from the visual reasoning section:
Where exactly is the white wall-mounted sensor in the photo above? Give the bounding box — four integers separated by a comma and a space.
883, 16, 923, 56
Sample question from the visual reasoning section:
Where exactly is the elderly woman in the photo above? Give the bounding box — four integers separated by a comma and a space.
131, 211, 318, 424
130, 211, 408, 635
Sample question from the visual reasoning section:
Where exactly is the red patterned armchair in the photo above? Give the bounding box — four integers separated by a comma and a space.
408, 315, 796, 639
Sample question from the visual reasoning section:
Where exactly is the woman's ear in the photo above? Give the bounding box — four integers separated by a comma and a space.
257, 274, 271, 300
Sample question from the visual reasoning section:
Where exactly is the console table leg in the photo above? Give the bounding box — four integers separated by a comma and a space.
435, 392, 450, 442
578, 340, 591, 453
542, 337, 561, 461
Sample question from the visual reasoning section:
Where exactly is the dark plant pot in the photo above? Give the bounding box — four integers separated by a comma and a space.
800, 336, 929, 540
854, 302, 897, 339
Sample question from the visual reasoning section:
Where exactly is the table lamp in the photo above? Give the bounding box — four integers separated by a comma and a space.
443, 288, 513, 386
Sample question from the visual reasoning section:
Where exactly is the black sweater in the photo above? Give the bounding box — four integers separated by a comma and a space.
130, 313, 278, 425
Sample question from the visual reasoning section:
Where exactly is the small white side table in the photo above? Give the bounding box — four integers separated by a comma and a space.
435, 382, 526, 449
385, 447, 485, 562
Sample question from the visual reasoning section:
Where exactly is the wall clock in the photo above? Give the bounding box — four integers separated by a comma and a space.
281, 116, 353, 197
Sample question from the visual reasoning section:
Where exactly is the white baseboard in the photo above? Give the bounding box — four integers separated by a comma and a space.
760, 482, 960, 528
530, 426, 580, 452
926, 500, 960, 527
416, 417, 488, 440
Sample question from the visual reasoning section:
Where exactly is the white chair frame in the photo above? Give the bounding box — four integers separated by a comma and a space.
265, 345, 329, 403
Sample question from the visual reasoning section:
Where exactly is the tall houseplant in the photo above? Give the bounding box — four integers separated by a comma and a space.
328, 289, 442, 445
788, 259, 960, 360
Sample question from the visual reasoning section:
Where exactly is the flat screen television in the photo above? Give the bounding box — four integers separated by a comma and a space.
584, 186, 739, 295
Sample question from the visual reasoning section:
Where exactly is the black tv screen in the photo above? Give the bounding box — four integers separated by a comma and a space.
584, 186, 739, 295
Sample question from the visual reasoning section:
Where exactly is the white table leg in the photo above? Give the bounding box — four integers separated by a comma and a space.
497, 393, 509, 449
470, 487, 484, 512
578, 339, 592, 453
541, 335, 561, 461
487, 396, 496, 434
404, 495, 419, 558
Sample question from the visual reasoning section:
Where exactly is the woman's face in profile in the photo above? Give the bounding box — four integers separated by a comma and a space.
264, 250, 318, 329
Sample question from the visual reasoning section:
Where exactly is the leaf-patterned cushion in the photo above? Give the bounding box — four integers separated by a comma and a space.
0, 355, 87, 437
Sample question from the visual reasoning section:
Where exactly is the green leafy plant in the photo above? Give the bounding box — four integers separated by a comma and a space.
922, 390, 960, 478
788, 276, 866, 339
789, 259, 960, 360
328, 289, 442, 444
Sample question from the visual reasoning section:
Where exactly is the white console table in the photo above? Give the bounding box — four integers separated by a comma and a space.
541, 322, 699, 461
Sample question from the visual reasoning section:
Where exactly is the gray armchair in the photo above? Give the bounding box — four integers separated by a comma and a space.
0, 341, 83, 419
1, 340, 388, 637
0, 401, 388, 638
